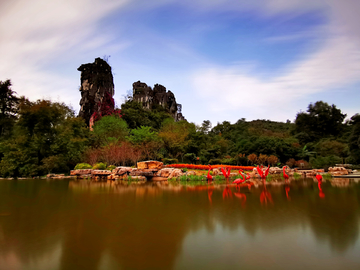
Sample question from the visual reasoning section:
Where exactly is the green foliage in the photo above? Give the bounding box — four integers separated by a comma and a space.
309, 155, 342, 170
121, 101, 172, 130
0, 98, 90, 177
348, 114, 360, 164
74, 163, 92, 169
162, 158, 178, 164
208, 158, 222, 165
0, 80, 19, 138
93, 162, 107, 170
107, 165, 116, 171
93, 115, 129, 144
294, 101, 346, 144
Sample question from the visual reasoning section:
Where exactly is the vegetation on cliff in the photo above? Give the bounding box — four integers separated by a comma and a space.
0, 79, 359, 177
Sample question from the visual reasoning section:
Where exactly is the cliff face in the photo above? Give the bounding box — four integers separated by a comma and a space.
132, 81, 185, 122
78, 58, 114, 125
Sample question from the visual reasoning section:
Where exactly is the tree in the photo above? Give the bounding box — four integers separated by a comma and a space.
0, 80, 19, 137
127, 126, 162, 160
121, 101, 172, 130
348, 114, 360, 164
93, 115, 129, 145
294, 101, 346, 143
158, 119, 193, 160
247, 153, 257, 165
0, 98, 90, 177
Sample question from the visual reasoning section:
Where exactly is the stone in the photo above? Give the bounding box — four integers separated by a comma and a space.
155, 168, 174, 178
91, 170, 112, 175
137, 160, 163, 170
132, 81, 185, 122
168, 169, 183, 179
212, 169, 221, 176
186, 170, 196, 176
113, 166, 133, 175
70, 169, 92, 175
130, 169, 154, 177
78, 57, 115, 126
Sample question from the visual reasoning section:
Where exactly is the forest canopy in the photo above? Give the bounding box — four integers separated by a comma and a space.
0, 79, 359, 177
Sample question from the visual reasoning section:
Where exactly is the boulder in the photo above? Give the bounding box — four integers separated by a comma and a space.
137, 160, 163, 170
212, 168, 221, 176
70, 169, 92, 175
186, 170, 196, 176
91, 170, 112, 175
130, 169, 154, 177
113, 166, 133, 175
155, 168, 174, 178
168, 169, 183, 179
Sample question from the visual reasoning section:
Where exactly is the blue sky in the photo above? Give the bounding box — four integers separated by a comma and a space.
1, 0, 359, 125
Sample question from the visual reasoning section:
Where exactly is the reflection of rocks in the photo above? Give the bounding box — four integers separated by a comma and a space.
331, 178, 350, 187
1, 179, 360, 269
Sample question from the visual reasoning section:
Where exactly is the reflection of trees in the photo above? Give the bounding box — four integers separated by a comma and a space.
0, 179, 359, 269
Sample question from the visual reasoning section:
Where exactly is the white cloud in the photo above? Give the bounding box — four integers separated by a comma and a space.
0, 0, 128, 105
192, 34, 360, 121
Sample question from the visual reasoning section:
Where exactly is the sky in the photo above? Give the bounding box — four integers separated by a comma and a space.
1, 0, 359, 126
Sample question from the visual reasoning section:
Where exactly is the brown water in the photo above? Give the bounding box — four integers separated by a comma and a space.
0, 178, 360, 270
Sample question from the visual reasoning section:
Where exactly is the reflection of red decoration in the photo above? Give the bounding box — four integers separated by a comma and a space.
222, 185, 232, 199
260, 180, 273, 205
234, 192, 246, 207
285, 185, 291, 201
316, 174, 325, 199
208, 186, 214, 204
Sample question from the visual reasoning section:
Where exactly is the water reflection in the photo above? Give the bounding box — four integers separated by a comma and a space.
0, 179, 360, 269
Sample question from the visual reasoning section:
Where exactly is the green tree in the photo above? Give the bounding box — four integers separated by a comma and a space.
0, 98, 89, 177
127, 126, 162, 160
294, 101, 346, 143
93, 115, 129, 145
121, 101, 172, 130
348, 114, 360, 164
159, 119, 193, 160
0, 80, 19, 138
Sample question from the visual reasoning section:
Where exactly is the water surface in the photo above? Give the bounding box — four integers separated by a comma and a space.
0, 178, 359, 270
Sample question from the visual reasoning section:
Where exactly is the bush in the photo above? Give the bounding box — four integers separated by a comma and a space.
93, 162, 107, 170
107, 165, 116, 171
162, 158, 178, 165
74, 163, 92, 170
208, 158, 222, 165
220, 157, 237, 165
309, 155, 342, 170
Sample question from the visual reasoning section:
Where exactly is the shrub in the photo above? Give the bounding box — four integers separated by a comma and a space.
208, 158, 222, 165
286, 158, 296, 168
74, 163, 92, 170
107, 165, 116, 171
93, 162, 107, 170
162, 158, 178, 165
310, 155, 342, 170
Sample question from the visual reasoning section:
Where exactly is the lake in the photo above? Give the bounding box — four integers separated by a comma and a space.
0, 178, 360, 270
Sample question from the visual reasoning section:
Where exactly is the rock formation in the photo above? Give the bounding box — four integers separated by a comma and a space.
78, 57, 115, 125
132, 81, 185, 122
